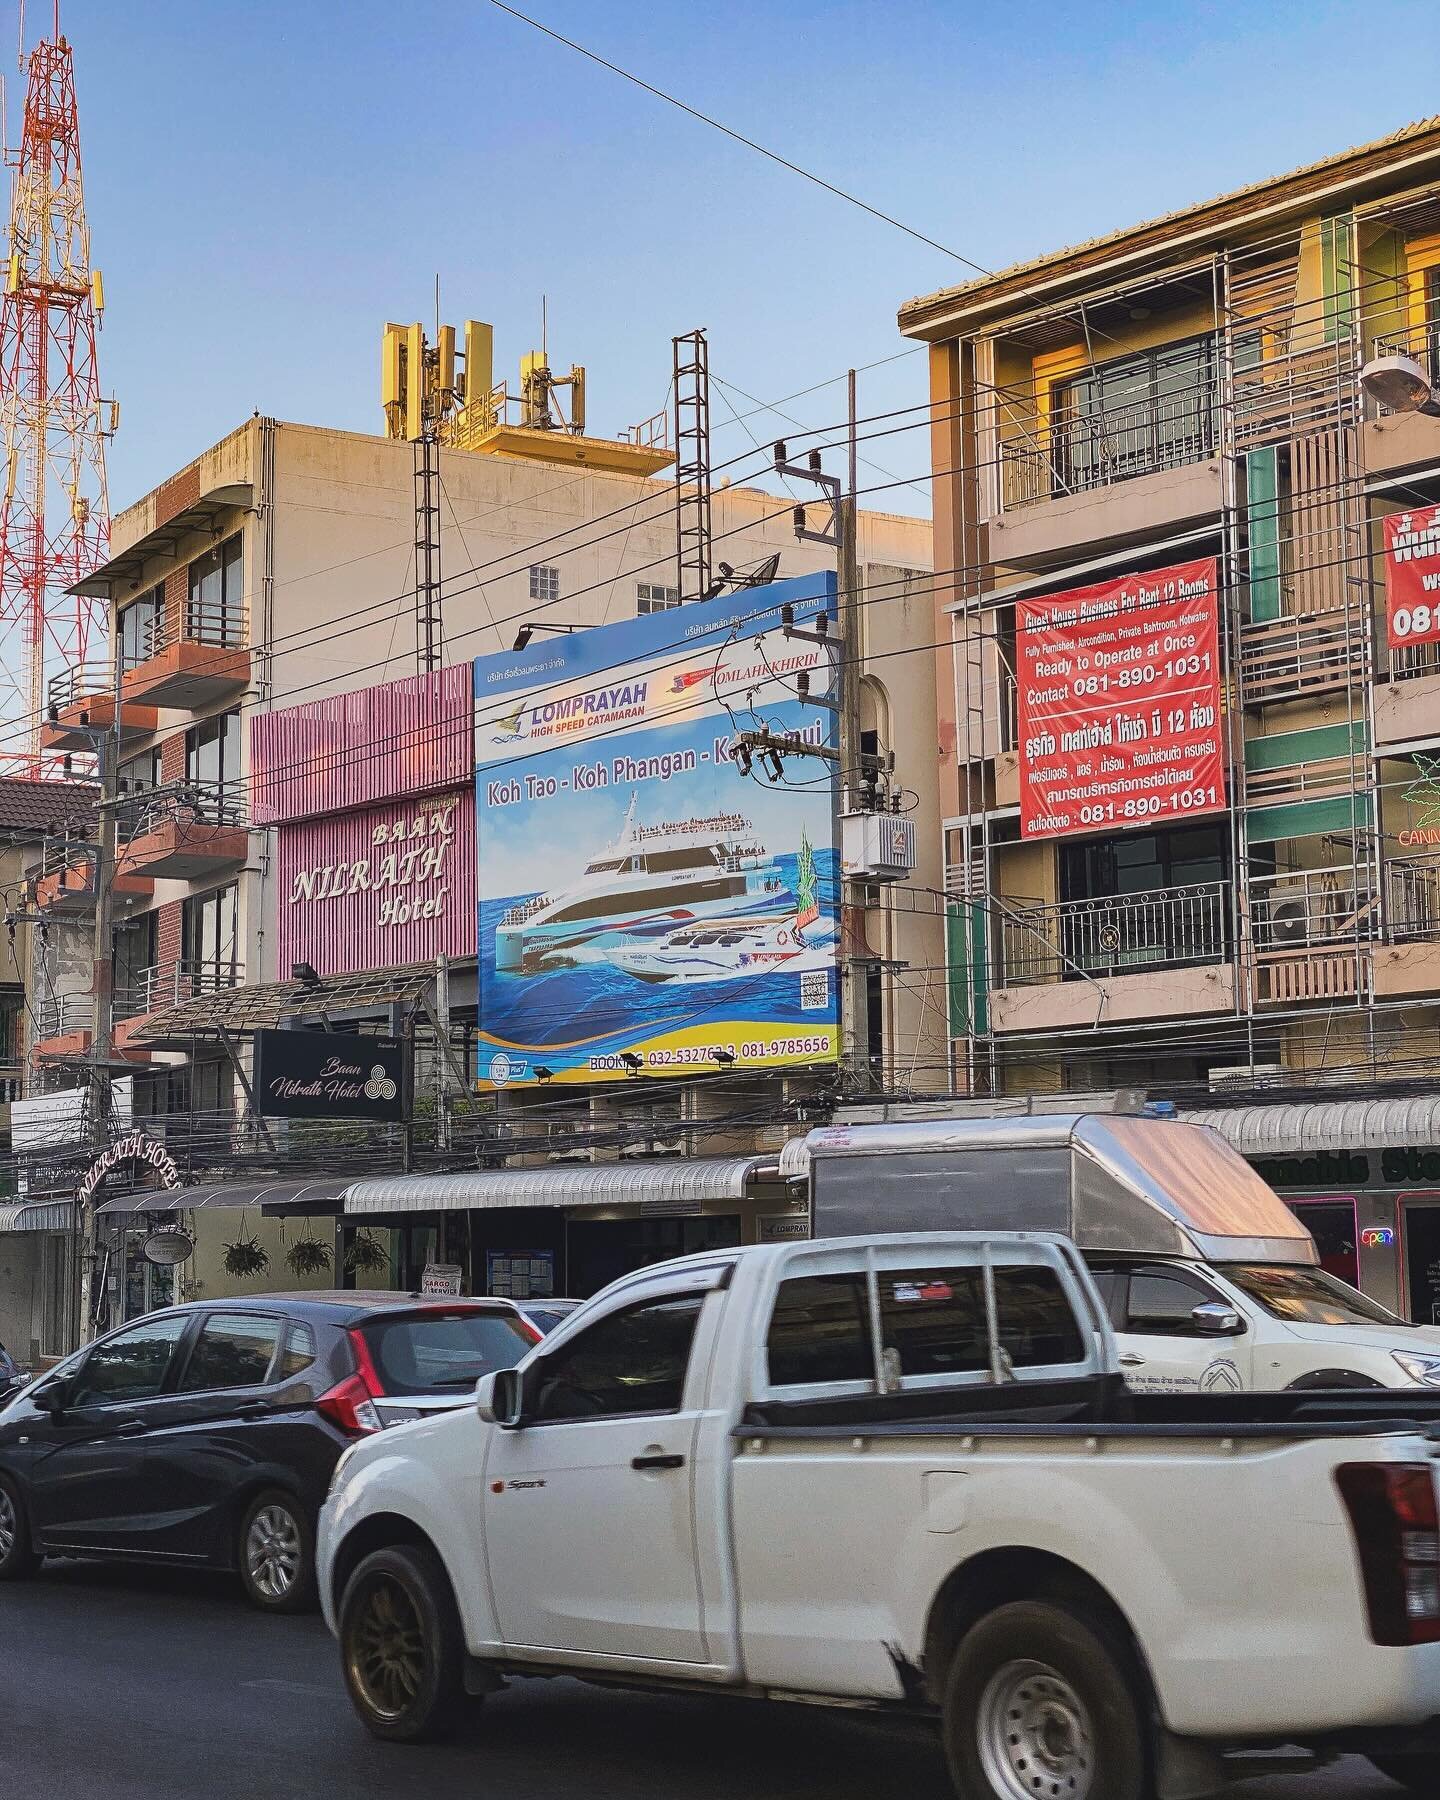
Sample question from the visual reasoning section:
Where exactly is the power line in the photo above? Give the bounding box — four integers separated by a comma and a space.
486, 2, 988, 274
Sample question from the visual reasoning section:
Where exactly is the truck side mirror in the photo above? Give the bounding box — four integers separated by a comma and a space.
1192, 1302, 1244, 1336
476, 1367, 526, 1428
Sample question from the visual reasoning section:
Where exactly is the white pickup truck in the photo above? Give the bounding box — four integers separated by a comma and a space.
319, 1231, 1440, 1800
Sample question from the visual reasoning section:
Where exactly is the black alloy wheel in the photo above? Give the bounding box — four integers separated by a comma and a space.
0, 1475, 37, 1581
339, 1543, 468, 1742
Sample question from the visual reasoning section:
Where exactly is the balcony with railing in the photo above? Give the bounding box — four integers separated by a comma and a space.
113, 962, 244, 1045
117, 782, 248, 880
120, 597, 250, 708
1376, 849, 1440, 999
28, 992, 156, 1064
1364, 310, 1440, 478
40, 665, 158, 752
989, 376, 1224, 569
1248, 864, 1374, 1005
987, 881, 1234, 1033
33, 839, 154, 914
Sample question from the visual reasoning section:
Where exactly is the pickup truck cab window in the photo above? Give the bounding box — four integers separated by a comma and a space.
1125, 1268, 1225, 1338
530, 1294, 705, 1423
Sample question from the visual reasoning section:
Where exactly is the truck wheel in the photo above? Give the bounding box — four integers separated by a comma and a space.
942, 1599, 1148, 1800
0, 1475, 37, 1580
1370, 1754, 1440, 1792
1286, 1370, 1383, 1390
339, 1543, 469, 1743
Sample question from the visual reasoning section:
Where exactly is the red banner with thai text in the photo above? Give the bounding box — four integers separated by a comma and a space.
1384, 504, 1440, 649
1016, 557, 1225, 841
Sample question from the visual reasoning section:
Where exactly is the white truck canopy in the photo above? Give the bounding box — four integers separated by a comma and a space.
805, 1113, 1317, 1266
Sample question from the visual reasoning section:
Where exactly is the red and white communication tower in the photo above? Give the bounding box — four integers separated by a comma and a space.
0, 8, 112, 776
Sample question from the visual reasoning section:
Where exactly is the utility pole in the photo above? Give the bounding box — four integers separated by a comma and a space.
836, 370, 872, 1091
77, 639, 119, 1342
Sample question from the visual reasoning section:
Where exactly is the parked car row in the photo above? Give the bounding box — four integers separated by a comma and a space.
0, 1290, 576, 1610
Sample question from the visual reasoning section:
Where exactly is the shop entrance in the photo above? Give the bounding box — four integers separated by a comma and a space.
1289, 1199, 1359, 1289
1403, 1200, 1440, 1325
565, 1214, 742, 1297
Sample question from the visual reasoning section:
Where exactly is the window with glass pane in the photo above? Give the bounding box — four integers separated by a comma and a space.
878, 1268, 990, 1377
117, 585, 162, 671
112, 912, 157, 1011
187, 534, 243, 642
994, 1266, 1086, 1366
185, 710, 240, 790
766, 1273, 871, 1385
71, 1314, 188, 1405
529, 564, 560, 603
637, 582, 680, 615
1054, 335, 1215, 494
281, 1321, 317, 1377
119, 748, 160, 794
1125, 1268, 1217, 1337
530, 1293, 703, 1421
179, 1313, 282, 1391
182, 883, 238, 977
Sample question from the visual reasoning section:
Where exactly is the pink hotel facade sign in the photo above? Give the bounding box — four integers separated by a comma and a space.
250, 666, 476, 976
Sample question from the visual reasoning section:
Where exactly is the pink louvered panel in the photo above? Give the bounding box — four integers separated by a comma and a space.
250, 664, 472, 825
274, 789, 476, 975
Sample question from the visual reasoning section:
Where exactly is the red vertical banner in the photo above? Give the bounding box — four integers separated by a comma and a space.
1384, 504, 1440, 649
1016, 557, 1225, 841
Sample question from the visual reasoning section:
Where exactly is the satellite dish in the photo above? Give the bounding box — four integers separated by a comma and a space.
142, 1227, 195, 1267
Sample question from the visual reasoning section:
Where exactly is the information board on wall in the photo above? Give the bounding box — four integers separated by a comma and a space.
1383, 504, 1440, 649
1016, 557, 1224, 841
486, 1250, 555, 1300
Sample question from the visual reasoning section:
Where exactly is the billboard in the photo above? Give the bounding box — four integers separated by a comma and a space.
1384, 504, 1440, 649
252, 1030, 408, 1122
1016, 557, 1224, 841
474, 573, 840, 1088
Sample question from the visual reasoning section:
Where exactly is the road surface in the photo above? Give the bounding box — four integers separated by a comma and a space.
0, 1560, 1405, 1799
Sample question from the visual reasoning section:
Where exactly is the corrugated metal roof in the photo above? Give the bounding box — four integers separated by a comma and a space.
901, 114, 1440, 329
1183, 1098, 1440, 1157
0, 1201, 74, 1232
345, 1156, 776, 1216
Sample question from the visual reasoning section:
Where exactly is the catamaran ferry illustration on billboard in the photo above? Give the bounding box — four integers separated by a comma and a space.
493, 795, 792, 973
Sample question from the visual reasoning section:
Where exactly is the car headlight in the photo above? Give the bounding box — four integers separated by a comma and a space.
1392, 1350, 1440, 1386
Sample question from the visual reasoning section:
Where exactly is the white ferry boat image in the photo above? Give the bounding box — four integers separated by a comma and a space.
494, 795, 790, 972
605, 912, 835, 984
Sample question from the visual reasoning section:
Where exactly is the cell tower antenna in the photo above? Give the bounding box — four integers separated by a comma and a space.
0, 14, 111, 775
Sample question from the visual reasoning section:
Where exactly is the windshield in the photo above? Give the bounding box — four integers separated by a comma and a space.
360, 1309, 537, 1394
1220, 1264, 1412, 1329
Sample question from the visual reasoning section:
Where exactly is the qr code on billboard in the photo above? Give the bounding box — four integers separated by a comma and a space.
799, 970, 828, 1012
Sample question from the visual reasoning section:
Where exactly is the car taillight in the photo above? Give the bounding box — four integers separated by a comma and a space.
347, 1327, 387, 1397
315, 1374, 383, 1438
1336, 1462, 1440, 1645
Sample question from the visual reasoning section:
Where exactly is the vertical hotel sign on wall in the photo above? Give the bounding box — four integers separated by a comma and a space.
1016, 558, 1225, 841
1384, 504, 1440, 648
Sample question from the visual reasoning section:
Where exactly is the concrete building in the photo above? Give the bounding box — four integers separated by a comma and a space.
16, 332, 940, 1315
901, 116, 1440, 1317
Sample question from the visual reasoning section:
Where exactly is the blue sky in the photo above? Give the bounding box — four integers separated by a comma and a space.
65, 0, 1440, 519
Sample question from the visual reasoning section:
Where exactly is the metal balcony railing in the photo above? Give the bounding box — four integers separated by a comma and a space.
1000, 384, 1218, 509
114, 960, 245, 1022
117, 780, 247, 841
45, 662, 112, 716
1386, 852, 1440, 944
1250, 866, 1378, 955
998, 882, 1228, 987
1372, 318, 1440, 401
0, 1064, 22, 1103
33, 993, 92, 1039
139, 596, 246, 659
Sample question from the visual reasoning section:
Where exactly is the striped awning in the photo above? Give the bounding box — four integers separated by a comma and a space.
1183, 1096, 1440, 1158
0, 1201, 75, 1233
345, 1156, 779, 1217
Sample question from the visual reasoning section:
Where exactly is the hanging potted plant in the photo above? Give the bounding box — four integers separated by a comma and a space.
345, 1229, 389, 1278
284, 1233, 332, 1278
222, 1211, 270, 1281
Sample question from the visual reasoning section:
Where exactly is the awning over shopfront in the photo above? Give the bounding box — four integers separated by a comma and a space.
95, 1177, 353, 1216
0, 1201, 75, 1232
344, 1156, 779, 1217
1185, 1097, 1440, 1158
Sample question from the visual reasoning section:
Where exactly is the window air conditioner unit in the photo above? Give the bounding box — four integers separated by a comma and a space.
620, 1134, 686, 1160
1207, 1063, 1285, 1094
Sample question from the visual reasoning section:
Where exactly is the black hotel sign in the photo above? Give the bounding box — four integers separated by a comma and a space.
252, 1029, 409, 1122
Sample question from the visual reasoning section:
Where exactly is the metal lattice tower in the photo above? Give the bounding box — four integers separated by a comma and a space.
673, 328, 712, 603
0, 20, 111, 776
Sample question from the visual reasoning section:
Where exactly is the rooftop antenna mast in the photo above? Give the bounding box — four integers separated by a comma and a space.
0, 1, 112, 774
